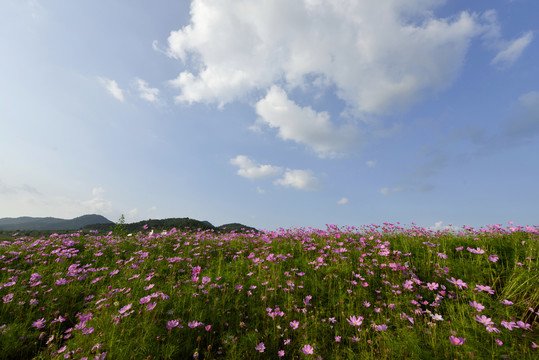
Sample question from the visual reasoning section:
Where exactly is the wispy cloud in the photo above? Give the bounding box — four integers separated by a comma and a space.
365, 160, 377, 168
380, 186, 405, 196
98, 77, 125, 102
491, 32, 533, 68
134, 78, 160, 103
81, 187, 112, 214
337, 197, 349, 205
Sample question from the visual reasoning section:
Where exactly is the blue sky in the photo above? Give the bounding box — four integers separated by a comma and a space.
1, 0, 538, 231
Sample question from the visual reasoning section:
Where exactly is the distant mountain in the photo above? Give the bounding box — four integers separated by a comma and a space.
82, 217, 258, 234
0, 214, 113, 231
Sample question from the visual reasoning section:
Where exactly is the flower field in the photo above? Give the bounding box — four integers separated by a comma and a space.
1, 223, 538, 359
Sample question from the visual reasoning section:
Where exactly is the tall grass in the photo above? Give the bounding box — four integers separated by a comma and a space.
1, 223, 537, 359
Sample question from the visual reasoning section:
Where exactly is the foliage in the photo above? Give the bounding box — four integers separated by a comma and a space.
0, 223, 537, 359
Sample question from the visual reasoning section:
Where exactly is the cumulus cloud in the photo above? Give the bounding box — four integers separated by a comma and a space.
134, 78, 160, 103
98, 77, 125, 102
337, 197, 349, 205
274, 169, 321, 191
164, 0, 494, 115
255, 86, 359, 157
491, 32, 533, 68
230, 155, 283, 179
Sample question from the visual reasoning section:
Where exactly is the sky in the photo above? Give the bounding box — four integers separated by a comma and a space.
1, 0, 538, 231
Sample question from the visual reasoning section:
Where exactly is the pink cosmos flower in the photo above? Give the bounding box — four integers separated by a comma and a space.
475, 315, 494, 326
500, 299, 513, 305
118, 303, 132, 314
426, 282, 439, 291
146, 302, 157, 311
347, 315, 364, 327
255, 342, 265, 353
290, 320, 299, 329
469, 301, 485, 312
447, 277, 468, 289
302, 344, 314, 355
516, 321, 531, 330
495, 339, 503, 346
488, 255, 499, 262
475, 284, 495, 294
486, 325, 500, 333
501, 320, 517, 331
449, 336, 466, 345
167, 320, 179, 330
32, 318, 46, 329
374, 324, 388, 331
188, 321, 203, 328
278, 350, 285, 357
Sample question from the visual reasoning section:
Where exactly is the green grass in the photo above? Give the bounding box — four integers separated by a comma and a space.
0, 224, 537, 359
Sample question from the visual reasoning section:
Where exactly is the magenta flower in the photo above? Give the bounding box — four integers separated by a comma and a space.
2, 293, 13, 304
467, 247, 485, 254
475, 315, 494, 326
335, 336, 341, 342
347, 315, 364, 327
495, 339, 503, 346
118, 303, 132, 314
255, 342, 265, 353
469, 301, 485, 312
374, 324, 388, 331
302, 344, 314, 355
188, 321, 203, 328
475, 284, 495, 294
167, 320, 179, 330
278, 350, 285, 357
516, 321, 531, 330
290, 320, 299, 329
426, 282, 439, 291
500, 299, 513, 305
501, 320, 517, 331
447, 277, 468, 289
449, 336, 466, 345
146, 302, 157, 311
488, 254, 499, 262
140, 296, 151, 304
32, 318, 46, 329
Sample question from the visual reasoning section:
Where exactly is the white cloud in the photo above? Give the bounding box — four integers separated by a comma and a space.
164, 0, 490, 115
255, 86, 360, 157
380, 186, 405, 195
366, 160, 377, 168
491, 32, 533, 68
134, 78, 160, 103
127, 208, 139, 221
274, 169, 321, 191
230, 155, 283, 179
337, 197, 349, 205
256, 186, 265, 194
98, 77, 125, 102
428, 221, 459, 232
81, 187, 112, 214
